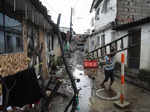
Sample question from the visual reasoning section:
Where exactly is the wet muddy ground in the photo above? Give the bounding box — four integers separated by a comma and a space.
49, 50, 93, 112
72, 50, 92, 112
49, 49, 150, 112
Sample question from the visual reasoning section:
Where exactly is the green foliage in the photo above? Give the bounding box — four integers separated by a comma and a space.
85, 53, 96, 60
50, 56, 57, 71
56, 56, 63, 66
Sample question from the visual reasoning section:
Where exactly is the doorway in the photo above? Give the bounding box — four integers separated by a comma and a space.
128, 29, 141, 69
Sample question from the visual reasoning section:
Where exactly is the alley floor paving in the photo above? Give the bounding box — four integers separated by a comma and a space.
72, 50, 92, 112
88, 69, 150, 112
72, 50, 150, 112
49, 49, 150, 112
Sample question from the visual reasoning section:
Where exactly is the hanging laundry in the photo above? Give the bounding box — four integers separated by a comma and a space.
2, 68, 42, 107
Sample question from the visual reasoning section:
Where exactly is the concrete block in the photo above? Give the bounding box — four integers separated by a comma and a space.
114, 100, 130, 108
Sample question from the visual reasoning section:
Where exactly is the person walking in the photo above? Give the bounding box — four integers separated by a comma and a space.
100, 54, 115, 90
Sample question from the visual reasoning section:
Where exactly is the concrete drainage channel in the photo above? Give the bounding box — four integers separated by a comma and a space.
96, 89, 120, 101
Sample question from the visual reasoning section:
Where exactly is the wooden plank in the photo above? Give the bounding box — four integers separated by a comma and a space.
89, 33, 129, 53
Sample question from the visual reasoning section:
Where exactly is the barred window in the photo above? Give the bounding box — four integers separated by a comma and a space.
0, 12, 23, 54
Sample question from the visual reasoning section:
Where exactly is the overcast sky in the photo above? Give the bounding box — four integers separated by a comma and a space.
40, 0, 93, 34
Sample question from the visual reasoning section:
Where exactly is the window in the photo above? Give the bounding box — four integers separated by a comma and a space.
6, 34, 16, 53
5, 15, 22, 31
0, 12, 23, 54
5, 33, 23, 53
101, 0, 112, 13
16, 36, 23, 51
0, 31, 5, 54
0, 13, 3, 25
91, 40, 94, 50
101, 34, 105, 46
96, 36, 100, 46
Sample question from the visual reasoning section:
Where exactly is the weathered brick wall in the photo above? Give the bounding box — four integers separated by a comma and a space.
0, 22, 28, 77
117, 0, 150, 24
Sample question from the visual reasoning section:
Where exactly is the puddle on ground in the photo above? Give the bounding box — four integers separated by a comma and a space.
73, 64, 92, 112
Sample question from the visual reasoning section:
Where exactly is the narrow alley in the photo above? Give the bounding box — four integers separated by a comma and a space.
72, 50, 92, 112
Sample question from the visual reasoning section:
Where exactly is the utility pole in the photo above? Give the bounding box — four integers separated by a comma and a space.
70, 8, 73, 42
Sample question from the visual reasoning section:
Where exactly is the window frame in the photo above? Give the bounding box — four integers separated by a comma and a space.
101, 34, 105, 46
0, 12, 23, 54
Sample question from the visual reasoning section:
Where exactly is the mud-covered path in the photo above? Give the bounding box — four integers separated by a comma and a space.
71, 50, 92, 112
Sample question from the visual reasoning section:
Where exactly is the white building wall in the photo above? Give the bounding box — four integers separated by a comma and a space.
91, 0, 117, 56
89, 36, 95, 52
140, 23, 150, 71
103, 29, 113, 54
105, 29, 113, 44
88, 37, 91, 52
111, 23, 150, 70
89, 36, 91, 52
91, 0, 150, 71
95, 0, 117, 31
113, 31, 128, 65
91, 28, 129, 66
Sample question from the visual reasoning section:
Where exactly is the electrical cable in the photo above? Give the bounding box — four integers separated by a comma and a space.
56, 14, 79, 112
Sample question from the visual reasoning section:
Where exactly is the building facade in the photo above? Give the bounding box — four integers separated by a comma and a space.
89, 0, 150, 72
0, 0, 61, 78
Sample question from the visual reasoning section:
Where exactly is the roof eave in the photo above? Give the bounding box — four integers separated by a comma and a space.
90, 0, 103, 13
113, 17, 150, 31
